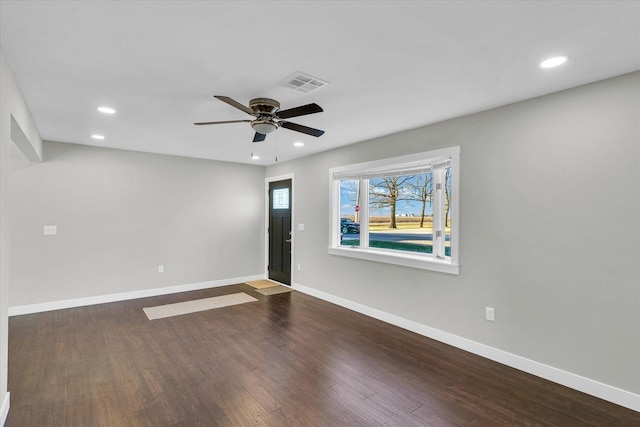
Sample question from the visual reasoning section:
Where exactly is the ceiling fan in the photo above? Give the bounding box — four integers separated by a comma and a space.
194, 96, 325, 142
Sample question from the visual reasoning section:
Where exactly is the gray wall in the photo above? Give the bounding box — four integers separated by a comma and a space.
1, 48, 44, 410
10, 142, 265, 306
267, 72, 640, 394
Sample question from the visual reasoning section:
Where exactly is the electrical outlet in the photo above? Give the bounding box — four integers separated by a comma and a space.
43, 225, 57, 235
158, 265, 164, 273
485, 307, 495, 322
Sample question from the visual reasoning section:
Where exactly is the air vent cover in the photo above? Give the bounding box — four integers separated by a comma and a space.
281, 72, 328, 94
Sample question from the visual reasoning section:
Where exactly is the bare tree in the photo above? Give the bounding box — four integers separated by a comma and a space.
407, 173, 433, 228
444, 168, 451, 227
369, 176, 414, 228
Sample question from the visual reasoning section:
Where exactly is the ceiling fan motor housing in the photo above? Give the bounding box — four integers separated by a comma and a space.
249, 98, 281, 135
249, 98, 280, 115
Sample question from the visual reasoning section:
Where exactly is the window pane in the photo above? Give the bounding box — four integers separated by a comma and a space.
339, 179, 360, 247
444, 167, 452, 257
368, 173, 434, 254
272, 188, 289, 209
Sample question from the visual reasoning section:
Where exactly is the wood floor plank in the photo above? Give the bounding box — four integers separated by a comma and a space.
7, 283, 640, 426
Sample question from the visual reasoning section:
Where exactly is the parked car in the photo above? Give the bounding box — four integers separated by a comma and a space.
340, 218, 360, 234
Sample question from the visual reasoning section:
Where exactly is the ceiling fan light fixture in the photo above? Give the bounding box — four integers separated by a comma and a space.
251, 120, 277, 135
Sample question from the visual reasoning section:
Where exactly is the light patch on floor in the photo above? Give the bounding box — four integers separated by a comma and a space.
143, 292, 257, 320
245, 279, 281, 289
255, 286, 294, 296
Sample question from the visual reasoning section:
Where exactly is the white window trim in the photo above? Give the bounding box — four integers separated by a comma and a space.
329, 146, 460, 274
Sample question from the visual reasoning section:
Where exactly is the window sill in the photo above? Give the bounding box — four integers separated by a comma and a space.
328, 246, 459, 275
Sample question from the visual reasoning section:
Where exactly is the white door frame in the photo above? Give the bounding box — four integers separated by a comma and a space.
264, 173, 295, 283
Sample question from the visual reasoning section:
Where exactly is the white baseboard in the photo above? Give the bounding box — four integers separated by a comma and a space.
0, 392, 9, 426
292, 282, 640, 413
8, 274, 264, 316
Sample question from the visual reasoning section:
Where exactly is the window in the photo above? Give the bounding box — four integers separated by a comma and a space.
272, 188, 290, 209
329, 146, 459, 274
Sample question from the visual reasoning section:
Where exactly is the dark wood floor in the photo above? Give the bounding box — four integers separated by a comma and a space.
7, 284, 640, 426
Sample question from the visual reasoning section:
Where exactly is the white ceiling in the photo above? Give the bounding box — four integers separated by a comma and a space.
1, 1, 639, 165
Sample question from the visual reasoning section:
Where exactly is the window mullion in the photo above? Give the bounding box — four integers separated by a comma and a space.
433, 169, 445, 259
332, 179, 341, 246
360, 178, 370, 248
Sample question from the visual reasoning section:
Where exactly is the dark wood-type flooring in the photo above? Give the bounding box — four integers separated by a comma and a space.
7, 284, 640, 426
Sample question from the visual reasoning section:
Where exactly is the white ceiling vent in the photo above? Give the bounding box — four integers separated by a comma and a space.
281, 72, 328, 94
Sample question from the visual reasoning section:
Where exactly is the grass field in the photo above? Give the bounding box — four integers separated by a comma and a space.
341, 239, 452, 257
344, 215, 450, 232
369, 223, 435, 231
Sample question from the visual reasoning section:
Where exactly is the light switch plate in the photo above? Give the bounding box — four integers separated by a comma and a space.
43, 225, 57, 235
298, 223, 305, 231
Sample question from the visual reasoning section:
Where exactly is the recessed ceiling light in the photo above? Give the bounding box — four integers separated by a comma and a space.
97, 106, 116, 114
91, 134, 105, 140
540, 56, 567, 68
293, 141, 304, 147
251, 154, 260, 160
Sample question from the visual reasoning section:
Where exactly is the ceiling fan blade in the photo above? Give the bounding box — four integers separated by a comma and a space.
253, 132, 266, 142
194, 119, 251, 125
280, 121, 325, 137
277, 103, 323, 119
214, 96, 254, 115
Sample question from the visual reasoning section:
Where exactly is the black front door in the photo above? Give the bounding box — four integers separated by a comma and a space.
268, 179, 292, 285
